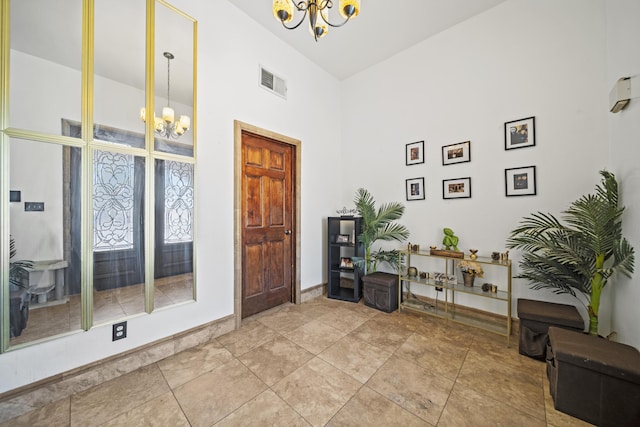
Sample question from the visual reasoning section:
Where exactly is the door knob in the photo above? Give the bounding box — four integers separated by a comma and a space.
284, 229, 291, 235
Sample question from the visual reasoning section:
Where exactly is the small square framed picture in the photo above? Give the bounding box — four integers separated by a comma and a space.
442, 141, 470, 166
336, 234, 350, 244
505, 116, 535, 150
406, 177, 425, 201
406, 141, 424, 165
443, 177, 471, 199
505, 166, 536, 196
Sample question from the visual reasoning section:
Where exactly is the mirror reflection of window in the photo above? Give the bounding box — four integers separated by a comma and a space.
91, 150, 146, 324
154, 159, 195, 308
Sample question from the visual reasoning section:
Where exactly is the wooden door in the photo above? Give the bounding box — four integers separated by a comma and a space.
241, 131, 295, 318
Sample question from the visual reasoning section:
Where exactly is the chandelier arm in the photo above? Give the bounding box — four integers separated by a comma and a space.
293, 1, 311, 11
279, 8, 309, 30
320, 14, 352, 28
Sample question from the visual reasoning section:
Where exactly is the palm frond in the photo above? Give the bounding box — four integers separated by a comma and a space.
9, 235, 33, 289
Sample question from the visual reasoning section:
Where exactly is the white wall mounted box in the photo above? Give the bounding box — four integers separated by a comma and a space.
609, 77, 631, 113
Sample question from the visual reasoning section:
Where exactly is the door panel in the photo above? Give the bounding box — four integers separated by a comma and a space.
241, 132, 293, 318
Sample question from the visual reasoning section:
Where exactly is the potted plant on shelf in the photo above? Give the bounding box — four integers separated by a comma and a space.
507, 170, 635, 336
352, 188, 410, 275
457, 260, 484, 287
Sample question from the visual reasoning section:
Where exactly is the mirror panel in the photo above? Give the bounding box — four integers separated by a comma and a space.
8, 0, 82, 138
9, 138, 82, 345
154, 158, 194, 307
153, 2, 194, 157
91, 150, 146, 324
94, 0, 146, 148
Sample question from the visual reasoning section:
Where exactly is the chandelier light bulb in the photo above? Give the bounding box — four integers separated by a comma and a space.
272, 0, 360, 41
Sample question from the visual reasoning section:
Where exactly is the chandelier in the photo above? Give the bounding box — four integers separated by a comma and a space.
273, 0, 361, 41
140, 52, 190, 139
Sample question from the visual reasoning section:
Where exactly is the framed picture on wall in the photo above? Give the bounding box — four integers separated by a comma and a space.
442, 141, 471, 165
443, 177, 471, 199
505, 165, 536, 196
406, 177, 425, 201
505, 116, 535, 150
406, 141, 425, 165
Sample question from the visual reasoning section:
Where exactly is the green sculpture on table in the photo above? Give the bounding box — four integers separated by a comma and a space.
442, 228, 460, 252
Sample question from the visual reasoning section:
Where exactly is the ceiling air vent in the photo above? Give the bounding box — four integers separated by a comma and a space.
260, 66, 287, 99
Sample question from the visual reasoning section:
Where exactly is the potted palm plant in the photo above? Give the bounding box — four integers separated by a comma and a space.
10, 235, 32, 289
352, 188, 410, 274
507, 170, 635, 336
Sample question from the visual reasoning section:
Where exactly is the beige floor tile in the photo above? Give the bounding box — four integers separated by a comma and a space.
292, 299, 342, 319
272, 357, 362, 427
348, 316, 415, 353
173, 358, 266, 427
319, 335, 392, 383
158, 339, 234, 388
367, 356, 454, 425
326, 386, 429, 427
414, 317, 478, 348
284, 319, 348, 354
100, 391, 190, 427
256, 307, 314, 334
317, 307, 374, 333
370, 309, 425, 333
455, 344, 546, 420
238, 335, 314, 386
395, 332, 468, 380
69, 364, 169, 427
439, 384, 546, 427
0, 398, 70, 427
216, 320, 281, 356
215, 390, 311, 426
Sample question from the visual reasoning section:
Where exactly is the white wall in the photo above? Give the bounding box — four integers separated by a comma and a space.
341, 0, 610, 324
607, 0, 640, 348
0, 0, 342, 393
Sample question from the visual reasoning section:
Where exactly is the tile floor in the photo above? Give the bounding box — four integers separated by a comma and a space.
0, 296, 594, 426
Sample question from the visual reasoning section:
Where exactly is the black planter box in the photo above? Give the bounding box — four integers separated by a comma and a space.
363, 272, 398, 313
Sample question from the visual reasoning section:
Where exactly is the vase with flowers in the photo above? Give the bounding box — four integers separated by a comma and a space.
458, 260, 484, 287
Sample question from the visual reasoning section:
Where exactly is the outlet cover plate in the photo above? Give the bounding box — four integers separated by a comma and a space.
24, 202, 44, 211
112, 321, 127, 341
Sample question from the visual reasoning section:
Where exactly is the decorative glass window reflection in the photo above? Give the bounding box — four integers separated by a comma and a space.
93, 151, 135, 252
164, 160, 194, 244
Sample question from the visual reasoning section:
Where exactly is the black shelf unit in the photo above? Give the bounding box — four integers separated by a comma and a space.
327, 216, 364, 302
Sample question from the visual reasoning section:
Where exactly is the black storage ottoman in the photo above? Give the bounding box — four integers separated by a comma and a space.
517, 298, 584, 360
362, 272, 398, 313
547, 326, 640, 427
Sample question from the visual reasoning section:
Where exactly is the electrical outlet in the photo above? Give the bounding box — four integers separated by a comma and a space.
112, 321, 127, 341
24, 201, 45, 211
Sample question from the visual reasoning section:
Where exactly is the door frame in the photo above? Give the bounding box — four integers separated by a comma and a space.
233, 120, 301, 328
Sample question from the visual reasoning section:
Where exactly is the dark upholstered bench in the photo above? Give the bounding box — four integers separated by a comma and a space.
517, 299, 584, 360
547, 326, 640, 427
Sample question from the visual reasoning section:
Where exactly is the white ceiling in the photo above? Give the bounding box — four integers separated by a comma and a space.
226, 0, 508, 80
